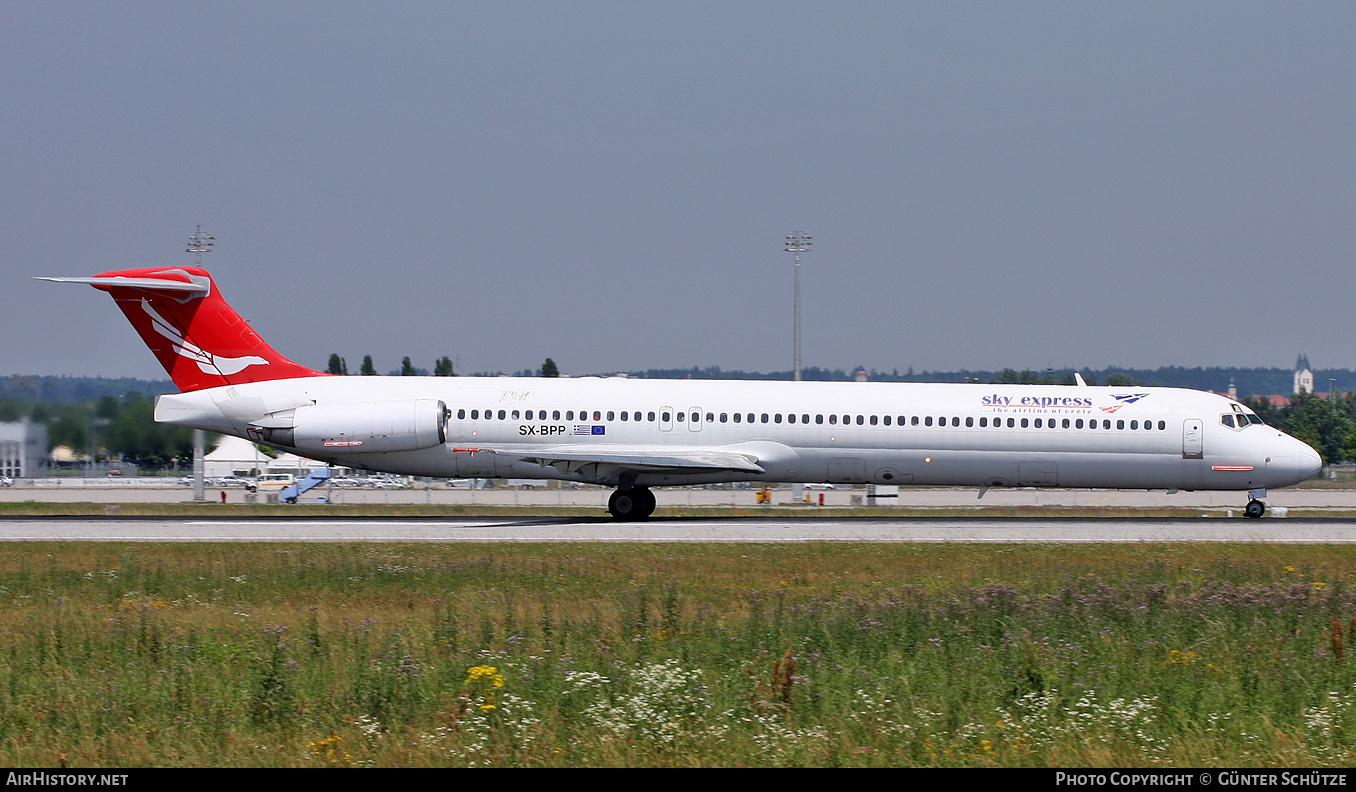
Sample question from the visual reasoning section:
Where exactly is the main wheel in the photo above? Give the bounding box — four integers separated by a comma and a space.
608, 488, 644, 521
1245, 499, 1266, 519
608, 487, 656, 520
636, 487, 656, 519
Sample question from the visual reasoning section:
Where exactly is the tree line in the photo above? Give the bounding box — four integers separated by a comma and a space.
325, 354, 456, 377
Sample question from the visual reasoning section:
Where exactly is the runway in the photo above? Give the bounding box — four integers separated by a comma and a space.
4, 516, 1356, 542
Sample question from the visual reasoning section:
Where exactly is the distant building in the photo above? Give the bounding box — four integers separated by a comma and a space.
1295, 353, 1314, 395
0, 422, 48, 478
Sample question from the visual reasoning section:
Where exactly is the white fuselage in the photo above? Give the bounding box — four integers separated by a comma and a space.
155, 376, 1322, 493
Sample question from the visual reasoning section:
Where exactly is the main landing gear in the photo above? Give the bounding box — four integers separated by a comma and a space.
608, 487, 656, 521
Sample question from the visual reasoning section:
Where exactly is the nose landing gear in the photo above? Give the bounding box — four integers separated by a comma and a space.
1244, 488, 1267, 519
608, 487, 656, 521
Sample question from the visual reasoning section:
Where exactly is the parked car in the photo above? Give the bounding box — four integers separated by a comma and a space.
217, 475, 257, 492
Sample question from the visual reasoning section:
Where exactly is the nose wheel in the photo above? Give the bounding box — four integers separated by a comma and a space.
1245, 499, 1266, 519
608, 487, 656, 521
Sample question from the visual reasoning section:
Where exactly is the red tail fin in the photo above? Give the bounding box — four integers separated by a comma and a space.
41, 267, 324, 392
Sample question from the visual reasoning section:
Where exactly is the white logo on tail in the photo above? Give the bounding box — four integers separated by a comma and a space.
140, 298, 268, 375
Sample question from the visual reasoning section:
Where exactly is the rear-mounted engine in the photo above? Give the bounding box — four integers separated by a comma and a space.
251, 399, 447, 454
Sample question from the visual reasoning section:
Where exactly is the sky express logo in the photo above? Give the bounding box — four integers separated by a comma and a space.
982, 393, 1093, 410
980, 392, 1151, 413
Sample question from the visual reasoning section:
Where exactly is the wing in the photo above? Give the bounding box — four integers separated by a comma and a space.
455, 443, 765, 477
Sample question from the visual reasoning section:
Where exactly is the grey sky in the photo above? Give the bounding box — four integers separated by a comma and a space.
4, 2, 1353, 380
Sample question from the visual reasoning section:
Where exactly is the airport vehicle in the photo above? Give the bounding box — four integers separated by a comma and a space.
255, 473, 296, 493
40, 266, 1323, 520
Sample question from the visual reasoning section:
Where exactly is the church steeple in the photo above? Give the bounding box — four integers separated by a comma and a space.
1295, 353, 1314, 395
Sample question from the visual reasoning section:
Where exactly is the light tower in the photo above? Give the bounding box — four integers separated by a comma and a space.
187, 225, 214, 266
186, 226, 213, 502
785, 231, 811, 382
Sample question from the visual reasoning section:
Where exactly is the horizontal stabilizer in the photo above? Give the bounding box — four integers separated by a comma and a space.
35, 275, 208, 294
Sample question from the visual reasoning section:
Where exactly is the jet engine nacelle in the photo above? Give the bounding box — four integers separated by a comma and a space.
260, 399, 447, 454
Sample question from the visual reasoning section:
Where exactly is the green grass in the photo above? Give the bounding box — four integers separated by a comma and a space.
4, 542, 1356, 766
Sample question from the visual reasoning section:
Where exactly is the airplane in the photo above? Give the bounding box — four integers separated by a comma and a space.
39, 265, 1323, 520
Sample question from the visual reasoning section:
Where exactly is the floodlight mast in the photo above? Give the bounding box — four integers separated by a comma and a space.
785, 231, 811, 382
187, 226, 214, 267
185, 226, 214, 502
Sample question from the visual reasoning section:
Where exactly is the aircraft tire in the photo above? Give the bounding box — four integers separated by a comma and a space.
1245, 499, 1266, 519
608, 488, 652, 521
637, 487, 656, 519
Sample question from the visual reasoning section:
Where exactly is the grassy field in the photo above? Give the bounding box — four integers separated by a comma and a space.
4, 542, 1356, 767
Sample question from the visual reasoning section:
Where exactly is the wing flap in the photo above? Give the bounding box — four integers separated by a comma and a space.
468, 444, 764, 475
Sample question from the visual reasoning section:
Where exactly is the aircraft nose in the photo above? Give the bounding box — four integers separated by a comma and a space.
1298, 443, 1323, 482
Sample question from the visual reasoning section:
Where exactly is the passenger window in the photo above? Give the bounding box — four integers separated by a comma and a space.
829, 415, 838, 425
761, 413, 769, 423
1062, 418, 1070, 428
1006, 418, 1015, 428
774, 414, 782, 424
951, 417, 959, 427
733, 413, 742, 423
897, 416, 905, 425
553, 410, 561, 420
455, 408, 464, 420
720, 413, 728, 423
816, 414, 824, 424
1075, 419, 1084, 429
788, 414, 796, 424
1020, 418, 1028, 428
620, 412, 628, 421
911, 416, 919, 426
1130, 420, 1138, 429
856, 415, 864, 425
706, 413, 714, 423
1102, 420, 1111, 429
677, 412, 685, 421
606, 411, 614, 421
1116, 420, 1125, 430
662, 412, 671, 422
566, 411, 574, 420
470, 410, 479, 420
883, 416, 891, 426
802, 414, 810, 424
980, 417, 988, 427
593, 411, 601, 421
511, 410, 520, 420
965, 416, 973, 427
1158, 420, 1166, 430
498, 410, 506, 420
648, 412, 656, 421
925, 416, 933, 426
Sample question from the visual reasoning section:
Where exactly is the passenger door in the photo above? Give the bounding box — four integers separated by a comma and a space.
1182, 419, 1203, 459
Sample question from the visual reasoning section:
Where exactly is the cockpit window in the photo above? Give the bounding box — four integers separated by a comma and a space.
1220, 415, 1235, 428
1246, 414, 1263, 425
